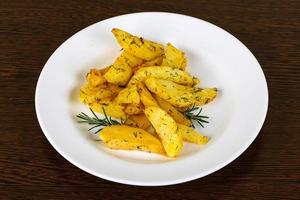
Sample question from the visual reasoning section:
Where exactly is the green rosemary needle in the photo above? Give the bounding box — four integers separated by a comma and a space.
76, 107, 123, 134
184, 104, 209, 128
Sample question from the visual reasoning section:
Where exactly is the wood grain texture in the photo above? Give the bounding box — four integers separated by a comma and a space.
0, 0, 299, 199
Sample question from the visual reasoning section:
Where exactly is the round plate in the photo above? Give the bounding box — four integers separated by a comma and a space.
35, 12, 268, 186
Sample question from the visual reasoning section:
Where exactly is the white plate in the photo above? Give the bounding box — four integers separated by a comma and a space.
35, 12, 268, 186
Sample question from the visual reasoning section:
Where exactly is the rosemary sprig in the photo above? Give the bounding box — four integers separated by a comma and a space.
184, 104, 209, 128
76, 107, 123, 134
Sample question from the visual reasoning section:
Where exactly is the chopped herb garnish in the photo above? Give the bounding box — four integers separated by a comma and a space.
180, 97, 189, 102
130, 40, 136, 45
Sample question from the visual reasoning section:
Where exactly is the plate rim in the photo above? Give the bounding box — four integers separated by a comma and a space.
35, 12, 269, 186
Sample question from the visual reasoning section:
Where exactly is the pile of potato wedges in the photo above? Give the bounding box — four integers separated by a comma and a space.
79, 28, 217, 157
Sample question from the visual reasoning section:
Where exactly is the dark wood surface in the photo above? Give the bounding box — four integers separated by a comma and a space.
1, 1, 299, 199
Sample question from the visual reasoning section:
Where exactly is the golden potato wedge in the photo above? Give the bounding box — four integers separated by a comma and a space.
193, 88, 218, 105
89, 101, 126, 119
84, 82, 122, 94
131, 66, 142, 74
131, 56, 163, 73
105, 83, 123, 94
141, 56, 163, 67
162, 43, 187, 70
99, 125, 164, 155
145, 78, 194, 108
126, 114, 151, 130
86, 69, 107, 86
144, 106, 182, 157
104, 51, 143, 86
154, 95, 191, 126
80, 83, 120, 105
177, 124, 209, 144
173, 106, 189, 112
128, 66, 194, 86
124, 103, 144, 115
119, 51, 144, 67
112, 28, 164, 61
137, 82, 158, 107
103, 64, 132, 86
115, 85, 140, 104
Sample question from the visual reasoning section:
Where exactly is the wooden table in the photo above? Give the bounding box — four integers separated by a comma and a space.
1, 1, 299, 199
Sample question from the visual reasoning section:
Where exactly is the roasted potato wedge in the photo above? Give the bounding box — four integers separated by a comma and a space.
137, 82, 158, 107
155, 95, 191, 126
86, 69, 107, 86
115, 85, 140, 104
162, 43, 187, 70
103, 64, 132, 86
145, 78, 195, 108
80, 83, 121, 105
129, 66, 194, 86
141, 56, 163, 67
177, 124, 209, 144
104, 51, 143, 85
99, 125, 164, 155
132, 56, 163, 73
144, 106, 182, 157
89, 101, 126, 119
124, 103, 144, 115
118, 51, 144, 67
193, 88, 218, 105
104, 51, 143, 86
131, 66, 142, 74
126, 114, 151, 130
112, 28, 164, 61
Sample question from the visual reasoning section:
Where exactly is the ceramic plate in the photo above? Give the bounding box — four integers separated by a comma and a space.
35, 12, 268, 186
